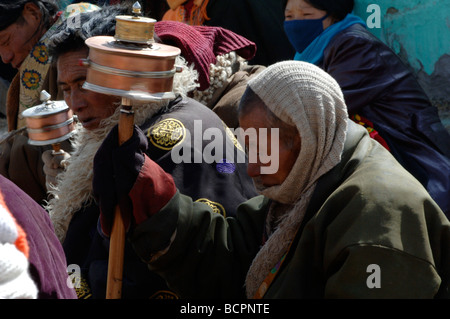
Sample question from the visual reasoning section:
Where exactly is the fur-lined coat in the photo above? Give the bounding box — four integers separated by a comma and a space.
46, 96, 257, 298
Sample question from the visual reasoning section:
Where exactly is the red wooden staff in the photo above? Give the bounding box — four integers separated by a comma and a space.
104, 97, 133, 299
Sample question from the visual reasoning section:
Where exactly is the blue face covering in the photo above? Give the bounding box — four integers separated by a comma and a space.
284, 14, 329, 54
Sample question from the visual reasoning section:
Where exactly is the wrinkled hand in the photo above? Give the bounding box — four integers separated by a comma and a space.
42, 149, 70, 191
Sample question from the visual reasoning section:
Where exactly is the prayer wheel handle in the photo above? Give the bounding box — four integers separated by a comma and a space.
106, 98, 134, 299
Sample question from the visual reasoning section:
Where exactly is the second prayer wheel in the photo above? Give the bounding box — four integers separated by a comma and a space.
21, 91, 75, 146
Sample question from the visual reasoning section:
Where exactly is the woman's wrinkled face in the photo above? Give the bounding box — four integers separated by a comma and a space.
239, 102, 301, 188
0, 3, 44, 68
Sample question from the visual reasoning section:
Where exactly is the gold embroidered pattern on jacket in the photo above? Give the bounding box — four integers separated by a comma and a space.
147, 118, 186, 150
195, 198, 226, 217
68, 272, 92, 299
223, 121, 244, 152
149, 290, 179, 299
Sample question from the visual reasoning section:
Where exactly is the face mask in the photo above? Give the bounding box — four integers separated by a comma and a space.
284, 14, 329, 53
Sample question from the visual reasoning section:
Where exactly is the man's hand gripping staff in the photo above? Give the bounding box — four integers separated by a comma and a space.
93, 124, 177, 237
92, 120, 177, 298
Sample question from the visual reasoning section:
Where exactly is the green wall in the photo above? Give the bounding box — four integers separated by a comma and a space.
354, 0, 450, 131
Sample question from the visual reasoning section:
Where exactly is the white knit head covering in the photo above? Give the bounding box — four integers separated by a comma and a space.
246, 60, 348, 204
244, 61, 348, 298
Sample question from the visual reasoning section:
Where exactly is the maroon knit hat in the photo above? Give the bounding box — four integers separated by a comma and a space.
155, 21, 257, 91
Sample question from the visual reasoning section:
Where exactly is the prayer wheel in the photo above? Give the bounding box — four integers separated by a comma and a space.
81, 1, 181, 101
21, 90, 75, 148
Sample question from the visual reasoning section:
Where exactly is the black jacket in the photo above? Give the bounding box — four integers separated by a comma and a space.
205, 0, 295, 66
62, 97, 257, 298
320, 24, 450, 218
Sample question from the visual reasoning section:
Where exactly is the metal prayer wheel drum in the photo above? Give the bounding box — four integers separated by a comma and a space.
82, 2, 181, 101
114, 15, 156, 44
21, 91, 75, 146
83, 37, 181, 99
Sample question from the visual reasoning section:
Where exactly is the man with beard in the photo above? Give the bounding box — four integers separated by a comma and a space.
44, 5, 257, 298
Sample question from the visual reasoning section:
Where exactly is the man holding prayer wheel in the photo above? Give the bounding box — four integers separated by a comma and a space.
45, 4, 258, 299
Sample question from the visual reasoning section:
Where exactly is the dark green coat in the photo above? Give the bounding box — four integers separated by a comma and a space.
132, 122, 450, 299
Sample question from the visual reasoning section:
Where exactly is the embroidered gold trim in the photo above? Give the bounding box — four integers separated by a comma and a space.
223, 121, 244, 152
195, 198, 226, 217
68, 272, 92, 299
149, 290, 179, 299
147, 118, 186, 150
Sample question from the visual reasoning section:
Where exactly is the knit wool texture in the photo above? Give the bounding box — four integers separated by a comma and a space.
155, 21, 256, 91
247, 60, 348, 205
244, 61, 348, 298
0, 204, 38, 299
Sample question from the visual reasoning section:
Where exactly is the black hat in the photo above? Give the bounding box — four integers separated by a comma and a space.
0, 0, 58, 31
306, 0, 354, 21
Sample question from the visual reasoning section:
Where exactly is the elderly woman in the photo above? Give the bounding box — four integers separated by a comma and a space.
94, 61, 450, 299
284, 0, 450, 219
